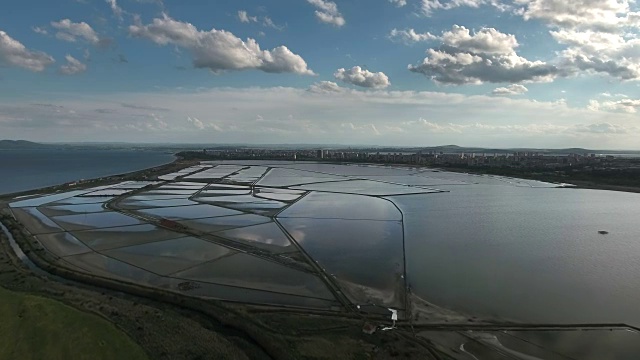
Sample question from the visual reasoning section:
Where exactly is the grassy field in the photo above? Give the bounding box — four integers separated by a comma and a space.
0, 286, 148, 360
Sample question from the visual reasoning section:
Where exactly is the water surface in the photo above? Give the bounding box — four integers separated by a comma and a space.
0, 148, 174, 194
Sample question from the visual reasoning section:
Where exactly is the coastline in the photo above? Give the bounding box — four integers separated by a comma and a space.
429, 165, 640, 194
0, 155, 187, 201
0, 149, 178, 198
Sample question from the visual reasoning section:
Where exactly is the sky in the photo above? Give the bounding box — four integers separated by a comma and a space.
1, 0, 640, 149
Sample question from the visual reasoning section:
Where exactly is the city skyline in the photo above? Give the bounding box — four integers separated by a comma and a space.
1, 0, 640, 149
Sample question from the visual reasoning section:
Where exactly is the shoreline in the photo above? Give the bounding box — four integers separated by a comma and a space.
429, 165, 640, 194
0, 155, 187, 201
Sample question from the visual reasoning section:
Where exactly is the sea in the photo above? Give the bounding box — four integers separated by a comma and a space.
0, 148, 175, 195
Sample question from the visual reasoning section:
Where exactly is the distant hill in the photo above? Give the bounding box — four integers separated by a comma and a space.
0, 140, 54, 149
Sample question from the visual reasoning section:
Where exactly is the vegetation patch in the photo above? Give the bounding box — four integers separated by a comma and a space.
0, 286, 148, 360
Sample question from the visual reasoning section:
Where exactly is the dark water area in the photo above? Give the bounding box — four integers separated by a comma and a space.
390, 186, 640, 326
0, 148, 174, 195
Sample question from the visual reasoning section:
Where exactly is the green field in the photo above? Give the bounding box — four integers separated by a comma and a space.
0, 286, 148, 360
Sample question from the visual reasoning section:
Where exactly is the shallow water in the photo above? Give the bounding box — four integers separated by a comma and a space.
38, 203, 107, 217
72, 224, 184, 251
103, 237, 236, 276
136, 204, 242, 220
170, 252, 335, 299
278, 192, 401, 220
52, 211, 143, 231
292, 179, 440, 196
390, 186, 640, 326
11, 207, 64, 234
36, 232, 92, 257
279, 217, 405, 308
216, 222, 294, 251
177, 214, 271, 233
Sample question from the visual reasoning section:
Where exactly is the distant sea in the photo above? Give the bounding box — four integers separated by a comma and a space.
0, 148, 175, 195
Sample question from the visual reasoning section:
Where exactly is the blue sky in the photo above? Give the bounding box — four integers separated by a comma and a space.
1, 0, 640, 149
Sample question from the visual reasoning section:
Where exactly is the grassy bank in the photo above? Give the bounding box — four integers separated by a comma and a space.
0, 286, 148, 360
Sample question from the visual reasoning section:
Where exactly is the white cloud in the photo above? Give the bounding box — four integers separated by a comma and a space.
389, 28, 438, 44
574, 122, 634, 134
441, 25, 518, 54
59, 55, 87, 75
492, 84, 529, 95
514, 0, 632, 32
389, 0, 407, 7
129, 14, 314, 75
421, 0, 506, 16
409, 25, 559, 84
600, 92, 628, 98
238, 10, 257, 23
187, 116, 205, 129
341, 122, 381, 135
32, 27, 48, 35
406, 118, 638, 135
51, 19, 100, 44
0, 30, 54, 72
550, 29, 640, 81
263, 17, 284, 31
3, 87, 639, 147
307, 0, 345, 27
510, 1, 640, 82
308, 81, 345, 93
106, 0, 124, 20
334, 66, 391, 89
238, 11, 284, 30
588, 98, 640, 113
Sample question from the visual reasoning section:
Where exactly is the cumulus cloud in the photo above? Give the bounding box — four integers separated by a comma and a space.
308, 81, 345, 93
238, 10, 257, 23
588, 98, 640, 113
441, 25, 518, 54
551, 29, 640, 81
514, 0, 632, 32
389, 28, 438, 44
334, 66, 391, 89
129, 14, 314, 75
409, 25, 559, 84
492, 84, 528, 95
0, 30, 54, 72
307, 0, 345, 27
59, 55, 87, 75
51, 19, 99, 44
389, 0, 407, 7
514, 1, 640, 81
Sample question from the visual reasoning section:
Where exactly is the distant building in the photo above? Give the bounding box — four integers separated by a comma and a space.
317, 149, 323, 159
